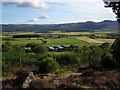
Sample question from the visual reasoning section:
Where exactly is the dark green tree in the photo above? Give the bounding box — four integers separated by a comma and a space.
101, 52, 116, 68
89, 46, 104, 68
39, 57, 60, 74
111, 38, 120, 65
99, 43, 111, 51
31, 45, 48, 54
79, 46, 91, 63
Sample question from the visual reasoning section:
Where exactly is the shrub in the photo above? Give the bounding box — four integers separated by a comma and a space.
39, 57, 60, 74
111, 38, 120, 65
99, 43, 111, 51
78, 46, 104, 68
25, 42, 38, 47
4, 41, 12, 46
69, 45, 78, 50
31, 45, 48, 54
78, 46, 91, 63
53, 52, 80, 65
101, 53, 116, 68
88, 46, 104, 68
2, 52, 38, 70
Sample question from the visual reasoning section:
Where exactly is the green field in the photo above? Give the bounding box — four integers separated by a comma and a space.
2, 37, 89, 46
3, 31, 115, 46
46, 37, 88, 45
2, 32, 36, 36
2, 39, 42, 45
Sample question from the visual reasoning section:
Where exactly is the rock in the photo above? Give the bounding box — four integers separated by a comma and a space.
13, 72, 34, 88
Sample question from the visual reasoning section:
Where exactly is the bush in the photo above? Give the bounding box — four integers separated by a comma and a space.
101, 53, 116, 68
111, 38, 120, 65
78, 46, 91, 63
99, 43, 111, 51
78, 46, 104, 68
2, 52, 38, 70
39, 57, 60, 74
31, 45, 48, 54
52, 52, 80, 65
88, 46, 104, 68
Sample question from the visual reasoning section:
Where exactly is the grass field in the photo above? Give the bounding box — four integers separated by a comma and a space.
2, 37, 88, 46
2, 31, 116, 46
46, 37, 87, 45
95, 39, 115, 43
51, 31, 116, 35
76, 37, 115, 44
2, 39, 42, 45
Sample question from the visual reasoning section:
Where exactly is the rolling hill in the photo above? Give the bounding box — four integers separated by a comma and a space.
2, 20, 118, 32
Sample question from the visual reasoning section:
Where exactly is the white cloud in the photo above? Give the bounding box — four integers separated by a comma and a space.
26, 15, 49, 23
40, 15, 49, 18
2, 0, 49, 10
27, 18, 39, 22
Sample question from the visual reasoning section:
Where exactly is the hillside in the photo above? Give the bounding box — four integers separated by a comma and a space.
2, 20, 118, 32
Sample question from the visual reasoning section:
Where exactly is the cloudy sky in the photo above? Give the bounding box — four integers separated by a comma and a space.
1, 0, 117, 24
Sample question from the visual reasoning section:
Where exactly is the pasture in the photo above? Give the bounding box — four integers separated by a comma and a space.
2, 37, 89, 46
2, 31, 116, 46
76, 37, 115, 44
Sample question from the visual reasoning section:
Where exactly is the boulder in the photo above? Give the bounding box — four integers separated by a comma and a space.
13, 72, 34, 88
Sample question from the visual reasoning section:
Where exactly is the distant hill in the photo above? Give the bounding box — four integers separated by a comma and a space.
2, 20, 118, 32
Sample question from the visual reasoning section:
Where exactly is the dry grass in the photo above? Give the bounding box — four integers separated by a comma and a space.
95, 39, 115, 43
0, 36, 9, 38
76, 37, 115, 44
51, 32, 93, 35
76, 37, 104, 43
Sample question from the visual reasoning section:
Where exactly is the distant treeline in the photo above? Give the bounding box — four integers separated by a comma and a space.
13, 35, 40, 38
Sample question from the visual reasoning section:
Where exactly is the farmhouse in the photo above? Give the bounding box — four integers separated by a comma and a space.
54, 46, 64, 50
46, 45, 69, 52
61, 45, 69, 48
46, 46, 55, 52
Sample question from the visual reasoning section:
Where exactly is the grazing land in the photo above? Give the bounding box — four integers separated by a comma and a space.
76, 37, 115, 44
95, 39, 115, 43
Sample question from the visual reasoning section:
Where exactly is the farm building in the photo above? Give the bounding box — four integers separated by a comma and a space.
54, 46, 64, 50
61, 45, 69, 48
46, 45, 69, 52
46, 46, 55, 52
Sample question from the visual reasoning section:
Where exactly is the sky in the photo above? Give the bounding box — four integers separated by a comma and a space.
1, 0, 117, 24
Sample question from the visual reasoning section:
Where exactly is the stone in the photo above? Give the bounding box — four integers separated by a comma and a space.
13, 72, 34, 88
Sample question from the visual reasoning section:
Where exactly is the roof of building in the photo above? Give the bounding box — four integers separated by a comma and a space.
46, 46, 55, 50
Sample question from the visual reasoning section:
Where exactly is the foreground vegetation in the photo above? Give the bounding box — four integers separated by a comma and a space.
2, 31, 120, 89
